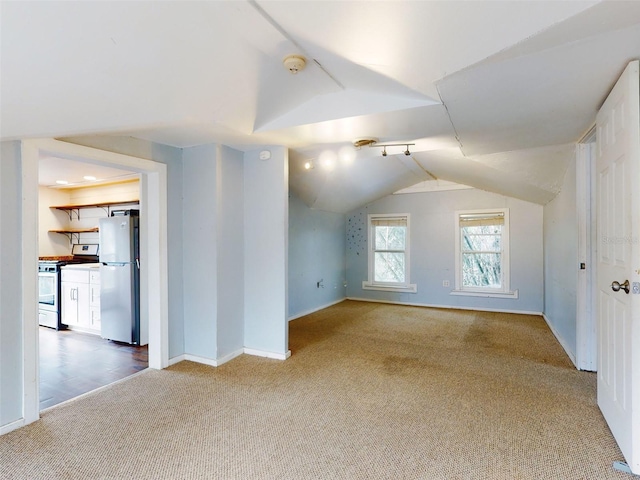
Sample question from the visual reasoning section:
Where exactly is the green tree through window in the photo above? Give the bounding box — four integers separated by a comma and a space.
457, 211, 508, 292
374, 225, 406, 283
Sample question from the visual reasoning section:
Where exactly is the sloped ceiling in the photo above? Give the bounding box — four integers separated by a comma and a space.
2, 1, 639, 213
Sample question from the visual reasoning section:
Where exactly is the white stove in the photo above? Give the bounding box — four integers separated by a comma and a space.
38, 244, 100, 329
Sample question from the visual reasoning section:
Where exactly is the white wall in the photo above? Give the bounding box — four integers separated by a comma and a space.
288, 193, 346, 319
0, 141, 23, 427
543, 154, 578, 359
346, 188, 544, 313
182, 144, 219, 359
244, 147, 289, 356
38, 186, 71, 256
68, 180, 139, 205
216, 145, 244, 359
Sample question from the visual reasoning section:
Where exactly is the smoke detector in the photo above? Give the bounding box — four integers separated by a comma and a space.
283, 55, 306, 74
352, 138, 378, 149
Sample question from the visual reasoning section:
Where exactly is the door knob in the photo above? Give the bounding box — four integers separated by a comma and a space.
611, 280, 630, 294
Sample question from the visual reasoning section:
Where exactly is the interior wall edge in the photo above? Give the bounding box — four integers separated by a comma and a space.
288, 298, 347, 322
542, 313, 578, 368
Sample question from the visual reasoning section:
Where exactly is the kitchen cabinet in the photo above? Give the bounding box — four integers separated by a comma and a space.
61, 265, 101, 334
89, 268, 101, 331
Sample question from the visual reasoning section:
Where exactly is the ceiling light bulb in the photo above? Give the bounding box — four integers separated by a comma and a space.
304, 161, 313, 170
55, 180, 68, 185
83, 175, 96, 181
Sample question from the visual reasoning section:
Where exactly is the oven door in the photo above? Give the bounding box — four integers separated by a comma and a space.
39, 271, 58, 312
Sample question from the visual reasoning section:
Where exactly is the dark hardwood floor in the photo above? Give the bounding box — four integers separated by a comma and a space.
39, 327, 148, 410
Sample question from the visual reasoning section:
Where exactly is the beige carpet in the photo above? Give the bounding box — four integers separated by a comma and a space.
0, 301, 632, 479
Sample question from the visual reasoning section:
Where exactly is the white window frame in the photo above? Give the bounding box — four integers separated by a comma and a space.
363, 213, 417, 293
452, 208, 518, 299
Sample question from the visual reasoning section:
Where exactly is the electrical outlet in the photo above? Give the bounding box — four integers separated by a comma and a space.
442, 280, 450, 287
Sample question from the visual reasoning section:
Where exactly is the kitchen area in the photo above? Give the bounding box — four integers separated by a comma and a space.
37, 159, 148, 410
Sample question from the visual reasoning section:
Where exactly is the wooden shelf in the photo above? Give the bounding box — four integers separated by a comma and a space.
48, 227, 99, 245
50, 200, 139, 221
49, 227, 99, 234
50, 200, 139, 211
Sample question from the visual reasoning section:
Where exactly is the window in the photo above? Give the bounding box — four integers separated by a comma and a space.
453, 209, 517, 298
363, 214, 416, 293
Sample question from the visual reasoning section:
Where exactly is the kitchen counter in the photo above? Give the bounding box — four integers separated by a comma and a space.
39, 256, 74, 261
62, 263, 102, 269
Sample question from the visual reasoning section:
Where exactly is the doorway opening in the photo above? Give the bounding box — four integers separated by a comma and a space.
37, 158, 148, 410
21, 138, 168, 425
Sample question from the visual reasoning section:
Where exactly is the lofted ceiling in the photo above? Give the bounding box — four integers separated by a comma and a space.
2, 1, 640, 212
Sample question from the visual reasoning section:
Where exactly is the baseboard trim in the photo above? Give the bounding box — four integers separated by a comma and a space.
346, 296, 543, 316
244, 348, 291, 360
542, 313, 577, 367
1, 418, 25, 436
217, 349, 245, 366
168, 354, 186, 366
288, 297, 346, 321
175, 347, 288, 369
182, 350, 243, 368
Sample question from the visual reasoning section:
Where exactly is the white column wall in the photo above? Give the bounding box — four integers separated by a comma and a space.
243, 147, 289, 356
215, 145, 245, 359
543, 154, 578, 362
182, 145, 219, 360
0, 141, 24, 428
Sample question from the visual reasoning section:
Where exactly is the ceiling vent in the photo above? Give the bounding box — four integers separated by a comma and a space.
283, 55, 306, 74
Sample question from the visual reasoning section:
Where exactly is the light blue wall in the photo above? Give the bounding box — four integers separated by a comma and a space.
182, 144, 218, 358
288, 193, 346, 319
0, 141, 24, 426
346, 188, 544, 313
244, 147, 289, 355
216, 145, 244, 358
60, 136, 185, 358
543, 155, 577, 357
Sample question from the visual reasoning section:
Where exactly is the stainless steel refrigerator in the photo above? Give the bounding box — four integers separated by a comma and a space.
99, 210, 140, 344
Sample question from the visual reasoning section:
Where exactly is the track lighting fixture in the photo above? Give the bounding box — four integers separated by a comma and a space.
371, 143, 415, 157
351, 139, 415, 157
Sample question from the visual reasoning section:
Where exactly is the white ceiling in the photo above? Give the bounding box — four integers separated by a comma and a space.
2, 1, 639, 212
38, 156, 138, 188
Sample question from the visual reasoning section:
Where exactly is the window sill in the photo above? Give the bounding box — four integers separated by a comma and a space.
450, 289, 518, 299
362, 282, 417, 293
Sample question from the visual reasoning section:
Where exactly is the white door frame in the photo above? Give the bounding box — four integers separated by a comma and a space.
576, 130, 597, 371
20, 138, 169, 427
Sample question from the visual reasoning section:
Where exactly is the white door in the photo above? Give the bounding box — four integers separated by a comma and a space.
596, 60, 640, 474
